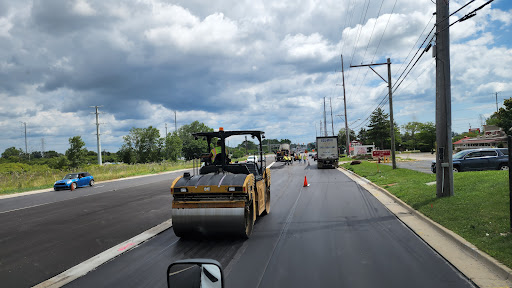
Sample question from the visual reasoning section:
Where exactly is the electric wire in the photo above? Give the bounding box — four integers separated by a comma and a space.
349, 0, 495, 132
349, 0, 372, 66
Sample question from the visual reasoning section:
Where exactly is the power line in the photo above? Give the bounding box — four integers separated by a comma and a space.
347, 0, 387, 102
437, 0, 495, 34
393, 14, 434, 80
346, 0, 397, 104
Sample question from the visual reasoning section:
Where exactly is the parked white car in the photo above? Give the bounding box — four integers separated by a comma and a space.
246, 155, 259, 163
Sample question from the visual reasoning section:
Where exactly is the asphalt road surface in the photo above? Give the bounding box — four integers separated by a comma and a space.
0, 169, 188, 288
61, 157, 473, 288
384, 160, 434, 174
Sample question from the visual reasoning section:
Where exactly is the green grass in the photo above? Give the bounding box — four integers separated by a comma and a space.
339, 156, 352, 162
0, 161, 195, 195
342, 161, 512, 269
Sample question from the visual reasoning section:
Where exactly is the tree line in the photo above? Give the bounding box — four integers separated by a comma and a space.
338, 97, 512, 153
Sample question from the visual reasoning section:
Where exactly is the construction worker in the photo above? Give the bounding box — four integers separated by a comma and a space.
209, 139, 230, 164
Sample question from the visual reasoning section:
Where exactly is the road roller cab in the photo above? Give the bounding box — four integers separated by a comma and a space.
171, 128, 271, 238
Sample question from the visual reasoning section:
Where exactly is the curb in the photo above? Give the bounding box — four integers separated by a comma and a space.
339, 166, 512, 283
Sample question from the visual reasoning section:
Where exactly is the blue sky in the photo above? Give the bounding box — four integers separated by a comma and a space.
0, 0, 511, 154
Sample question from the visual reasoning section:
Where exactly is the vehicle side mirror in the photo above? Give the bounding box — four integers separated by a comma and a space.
167, 259, 224, 288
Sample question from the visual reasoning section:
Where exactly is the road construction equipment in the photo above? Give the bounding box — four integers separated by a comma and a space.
170, 129, 271, 238
276, 143, 293, 162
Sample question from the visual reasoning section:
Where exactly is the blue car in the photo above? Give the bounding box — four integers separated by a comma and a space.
54, 172, 94, 191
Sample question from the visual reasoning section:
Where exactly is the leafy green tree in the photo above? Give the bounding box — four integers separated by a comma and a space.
1, 147, 23, 159
65, 136, 87, 168
31, 151, 43, 159
237, 140, 258, 155
485, 114, 500, 126
47, 156, 70, 170
178, 121, 213, 160
44, 150, 61, 158
357, 128, 369, 144
416, 122, 436, 152
367, 108, 390, 149
402, 122, 423, 150
491, 97, 512, 135
165, 132, 183, 161
337, 128, 356, 152
121, 126, 163, 163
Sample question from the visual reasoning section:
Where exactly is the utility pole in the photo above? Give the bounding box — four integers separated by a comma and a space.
496, 92, 499, 113
386, 58, 396, 169
350, 58, 396, 169
329, 97, 334, 136
41, 138, 45, 158
245, 136, 248, 155
435, 0, 454, 197
323, 98, 328, 136
341, 55, 350, 156
90, 106, 103, 166
22, 122, 27, 156
174, 111, 177, 132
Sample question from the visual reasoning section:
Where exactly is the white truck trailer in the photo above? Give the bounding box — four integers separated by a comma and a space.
316, 136, 339, 169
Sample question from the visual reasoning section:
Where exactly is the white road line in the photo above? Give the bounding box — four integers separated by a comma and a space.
33, 219, 173, 288
267, 161, 276, 168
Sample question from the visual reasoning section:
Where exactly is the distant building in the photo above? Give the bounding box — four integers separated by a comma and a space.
453, 125, 507, 151
349, 140, 375, 156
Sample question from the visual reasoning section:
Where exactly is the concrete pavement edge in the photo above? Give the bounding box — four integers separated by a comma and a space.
33, 219, 173, 288
338, 166, 512, 287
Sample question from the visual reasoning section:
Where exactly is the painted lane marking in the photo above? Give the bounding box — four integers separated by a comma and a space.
33, 219, 173, 288
267, 161, 276, 169
93, 185, 105, 189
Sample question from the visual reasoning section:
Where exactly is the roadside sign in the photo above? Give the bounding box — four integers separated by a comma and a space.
372, 150, 391, 158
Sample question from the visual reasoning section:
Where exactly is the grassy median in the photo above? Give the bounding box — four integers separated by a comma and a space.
0, 161, 195, 195
342, 161, 512, 269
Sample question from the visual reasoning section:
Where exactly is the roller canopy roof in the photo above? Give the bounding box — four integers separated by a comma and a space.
193, 130, 265, 140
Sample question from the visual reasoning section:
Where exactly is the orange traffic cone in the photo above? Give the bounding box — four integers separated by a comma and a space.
70, 183, 75, 191
303, 176, 310, 187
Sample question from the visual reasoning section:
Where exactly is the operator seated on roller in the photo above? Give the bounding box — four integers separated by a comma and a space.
210, 140, 231, 165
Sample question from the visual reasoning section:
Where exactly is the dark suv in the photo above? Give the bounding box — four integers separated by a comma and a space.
431, 148, 508, 173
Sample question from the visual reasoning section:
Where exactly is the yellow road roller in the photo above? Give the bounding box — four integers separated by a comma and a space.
170, 129, 270, 238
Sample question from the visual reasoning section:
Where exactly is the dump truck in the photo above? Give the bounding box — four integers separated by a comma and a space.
316, 136, 339, 169
170, 128, 271, 238
275, 143, 291, 162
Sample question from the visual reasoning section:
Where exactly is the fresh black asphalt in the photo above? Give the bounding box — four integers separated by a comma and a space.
64, 158, 473, 288
0, 170, 188, 288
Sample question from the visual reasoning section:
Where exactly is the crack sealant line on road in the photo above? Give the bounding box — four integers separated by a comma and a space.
33, 219, 173, 288
337, 167, 512, 288
0, 168, 192, 200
